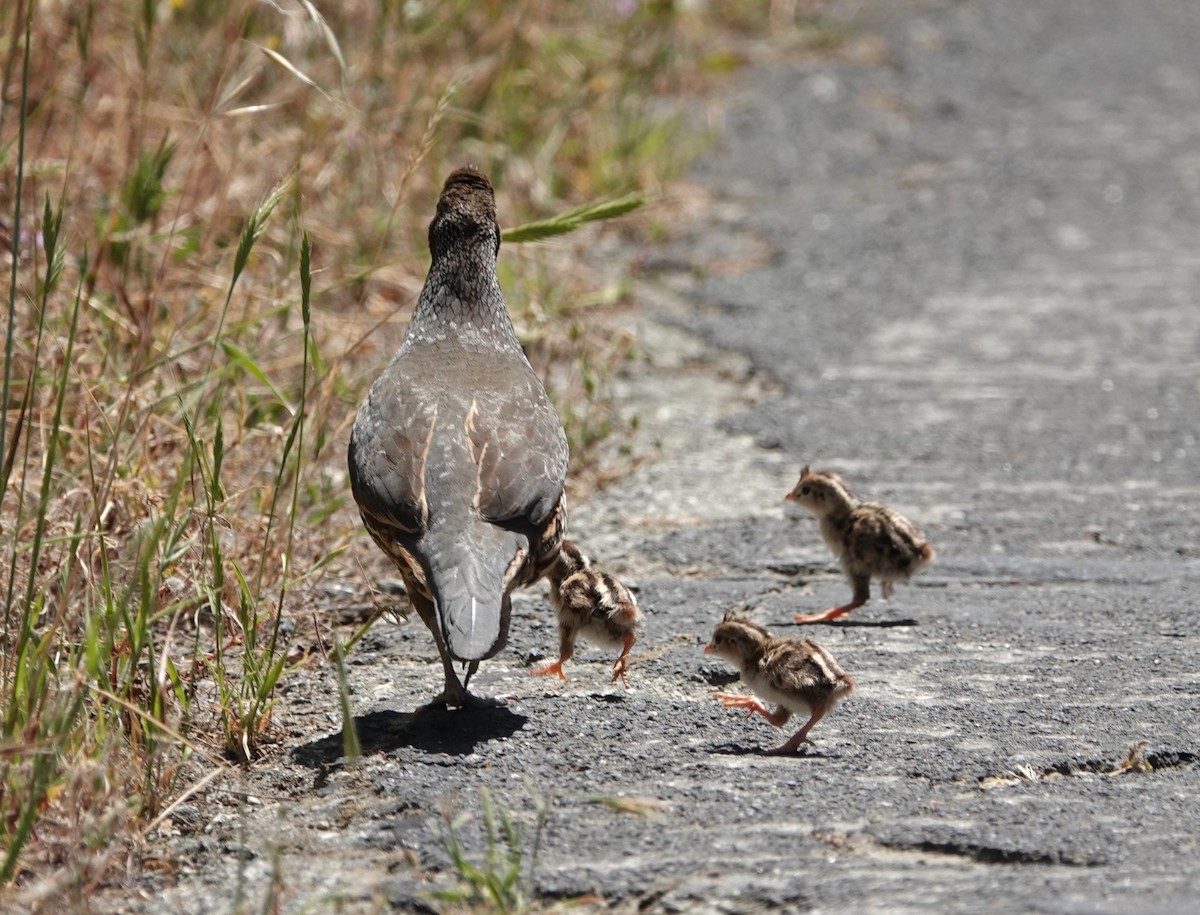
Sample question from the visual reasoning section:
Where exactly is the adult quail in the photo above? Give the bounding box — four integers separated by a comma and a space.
348, 167, 570, 709
705, 611, 855, 754
785, 465, 934, 624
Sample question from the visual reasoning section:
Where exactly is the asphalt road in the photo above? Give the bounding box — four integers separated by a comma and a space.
126, 1, 1200, 912
565, 0, 1200, 909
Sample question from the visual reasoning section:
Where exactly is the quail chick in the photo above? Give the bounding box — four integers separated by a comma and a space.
348, 168, 572, 709
531, 541, 643, 687
785, 465, 934, 624
704, 612, 854, 754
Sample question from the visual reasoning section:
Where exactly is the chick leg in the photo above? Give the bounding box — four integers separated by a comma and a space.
537, 545, 641, 686
767, 705, 828, 755
610, 631, 636, 688
530, 624, 575, 680
531, 538, 589, 681
712, 693, 791, 727
529, 658, 568, 679
794, 575, 871, 624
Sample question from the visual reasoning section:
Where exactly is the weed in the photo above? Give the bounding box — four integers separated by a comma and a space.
980, 740, 1163, 790
432, 789, 551, 915
0, 0, 761, 900
1110, 740, 1153, 775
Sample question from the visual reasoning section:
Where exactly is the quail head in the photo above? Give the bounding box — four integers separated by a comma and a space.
704, 611, 855, 754
531, 540, 643, 687
348, 168, 570, 709
785, 465, 934, 624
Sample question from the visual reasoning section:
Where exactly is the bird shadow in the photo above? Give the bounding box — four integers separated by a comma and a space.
291, 705, 527, 768
708, 741, 831, 759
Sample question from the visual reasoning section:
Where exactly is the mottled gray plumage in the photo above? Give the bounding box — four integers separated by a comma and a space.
348, 168, 568, 707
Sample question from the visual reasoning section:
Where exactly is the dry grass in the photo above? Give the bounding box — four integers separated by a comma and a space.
0, 0, 830, 903
0, 0, 734, 900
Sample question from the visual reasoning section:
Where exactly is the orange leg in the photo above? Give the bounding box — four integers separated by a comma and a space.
766, 706, 827, 755
531, 628, 575, 680
610, 631, 636, 688
712, 693, 790, 727
793, 600, 865, 624
530, 658, 568, 680
794, 575, 870, 624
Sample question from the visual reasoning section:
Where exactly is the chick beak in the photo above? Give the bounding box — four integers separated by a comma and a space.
703, 642, 716, 654
784, 490, 796, 502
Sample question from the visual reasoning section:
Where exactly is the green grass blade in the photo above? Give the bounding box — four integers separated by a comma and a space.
502, 192, 645, 244
20, 275, 83, 632
332, 637, 360, 763
220, 340, 297, 415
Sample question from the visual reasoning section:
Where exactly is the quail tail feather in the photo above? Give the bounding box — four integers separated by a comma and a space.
425, 525, 516, 661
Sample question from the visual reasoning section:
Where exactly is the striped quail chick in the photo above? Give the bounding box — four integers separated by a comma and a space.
704, 611, 855, 754
348, 168, 571, 709
532, 541, 642, 687
786, 465, 934, 624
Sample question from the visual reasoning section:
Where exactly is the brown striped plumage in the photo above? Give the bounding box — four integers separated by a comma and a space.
705, 611, 854, 754
531, 541, 643, 686
785, 465, 934, 624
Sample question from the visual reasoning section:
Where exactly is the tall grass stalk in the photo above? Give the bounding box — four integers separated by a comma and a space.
0, 0, 738, 898
0, 4, 33, 487
1, 263, 86, 885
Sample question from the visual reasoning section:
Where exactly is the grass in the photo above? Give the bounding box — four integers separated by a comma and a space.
0, 0, 816, 906
433, 790, 552, 915
432, 789, 663, 913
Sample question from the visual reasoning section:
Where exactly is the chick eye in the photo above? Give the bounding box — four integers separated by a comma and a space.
799, 486, 810, 496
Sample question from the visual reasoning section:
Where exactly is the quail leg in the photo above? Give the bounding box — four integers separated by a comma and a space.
420, 657, 464, 709
794, 575, 870, 624
531, 625, 575, 680
766, 707, 828, 755
411, 593, 508, 710
610, 631, 636, 687
416, 655, 512, 710
712, 693, 791, 727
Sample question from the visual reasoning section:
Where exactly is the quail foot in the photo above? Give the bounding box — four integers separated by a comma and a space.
785, 465, 934, 624
531, 540, 643, 687
705, 612, 854, 754
348, 168, 573, 709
